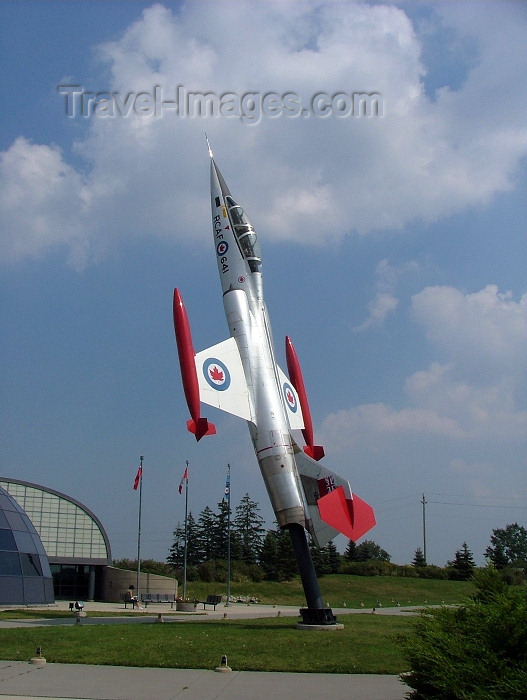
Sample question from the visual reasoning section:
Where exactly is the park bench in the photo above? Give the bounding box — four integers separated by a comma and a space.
199, 594, 222, 610
120, 592, 138, 609
140, 593, 176, 608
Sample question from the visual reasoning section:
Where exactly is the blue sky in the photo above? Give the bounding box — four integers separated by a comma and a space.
1, 1, 525, 568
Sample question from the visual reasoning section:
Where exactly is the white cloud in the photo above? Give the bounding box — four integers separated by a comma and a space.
355, 292, 399, 331
355, 258, 423, 330
1, 1, 526, 265
411, 285, 527, 383
321, 284, 526, 452
0, 138, 92, 267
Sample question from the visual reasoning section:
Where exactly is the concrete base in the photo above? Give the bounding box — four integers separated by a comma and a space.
296, 623, 345, 631
214, 665, 232, 673
29, 656, 46, 666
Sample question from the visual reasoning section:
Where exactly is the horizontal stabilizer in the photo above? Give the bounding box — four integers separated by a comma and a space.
317, 487, 376, 542
293, 443, 375, 546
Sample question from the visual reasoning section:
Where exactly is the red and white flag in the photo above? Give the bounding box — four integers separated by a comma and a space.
133, 465, 142, 490
178, 466, 189, 494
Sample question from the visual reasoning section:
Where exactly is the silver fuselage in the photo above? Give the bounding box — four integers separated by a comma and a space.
210, 159, 306, 528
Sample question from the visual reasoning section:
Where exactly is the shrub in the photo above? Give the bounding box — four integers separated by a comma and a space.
413, 565, 448, 580
339, 560, 397, 576
400, 566, 527, 699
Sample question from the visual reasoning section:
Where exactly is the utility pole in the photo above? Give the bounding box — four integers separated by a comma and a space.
421, 493, 427, 564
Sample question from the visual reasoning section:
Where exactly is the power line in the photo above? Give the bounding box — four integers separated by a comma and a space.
428, 500, 527, 509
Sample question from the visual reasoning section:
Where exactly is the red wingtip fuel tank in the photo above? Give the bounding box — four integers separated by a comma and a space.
173, 288, 216, 441
285, 336, 325, 461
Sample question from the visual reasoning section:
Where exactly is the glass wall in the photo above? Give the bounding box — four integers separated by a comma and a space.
0, 486, 54, 605
1, 481, 109, 561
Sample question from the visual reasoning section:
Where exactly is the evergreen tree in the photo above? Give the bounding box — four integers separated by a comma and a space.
259, 526, 297, 581
355, 540, 391, 562
184, 512, 201, 565
233, 493, 266, 564
344, 539, 358, 561
345, 539, 390, 562
276, 527, 298, 581
167, 513, 200, 566
212, 500, 242, 561
260, 530, 280, 580
326, 540, 342, 573
413, 546, 426, 567
309, 539, 341, 577
196, 506, 216, 562
310, 538, 331, 577
214, 499, 230, 560
166, 522, 185, 568
401, 566, 527, 699
449, 542, 476, 580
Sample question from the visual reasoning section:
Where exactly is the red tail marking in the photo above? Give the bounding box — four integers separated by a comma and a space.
317, 486, 376, 541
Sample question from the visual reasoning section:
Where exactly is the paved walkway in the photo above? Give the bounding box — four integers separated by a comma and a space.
0, 660, 408, 700
0, 601, 412, 699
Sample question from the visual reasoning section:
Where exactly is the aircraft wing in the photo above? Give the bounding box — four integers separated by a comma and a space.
194, 338, 253, 421
276, 364, 305, 431
194, 340, 305, 431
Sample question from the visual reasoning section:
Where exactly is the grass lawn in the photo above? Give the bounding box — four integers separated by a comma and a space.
0, 614, 414, 674
0, 576, 474, 674
183, 573, 475, 608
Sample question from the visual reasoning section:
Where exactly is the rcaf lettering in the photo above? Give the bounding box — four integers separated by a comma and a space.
214, 216, 224, 241
213, 214, 229, 272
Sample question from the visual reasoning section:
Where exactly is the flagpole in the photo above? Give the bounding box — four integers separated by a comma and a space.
136, 455, 143, 603
183, 460, 189, 600
225, 463, 231, 607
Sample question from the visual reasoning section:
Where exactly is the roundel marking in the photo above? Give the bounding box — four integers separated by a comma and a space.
203, 358, 231, 391
283, 382, 298, 413
217, 241, 229, 256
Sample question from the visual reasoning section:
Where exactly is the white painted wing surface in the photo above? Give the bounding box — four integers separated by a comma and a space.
276, 364, 305, 431
194, 338, 253, 421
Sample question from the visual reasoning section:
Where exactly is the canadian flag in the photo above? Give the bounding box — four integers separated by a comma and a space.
178, 466, 189, 494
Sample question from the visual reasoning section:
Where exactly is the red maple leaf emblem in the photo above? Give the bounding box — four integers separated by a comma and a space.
286, 389, 294, 404
209, 365, 224, 382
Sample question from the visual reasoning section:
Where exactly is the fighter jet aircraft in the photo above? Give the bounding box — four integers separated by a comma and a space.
173, 142, 375, 624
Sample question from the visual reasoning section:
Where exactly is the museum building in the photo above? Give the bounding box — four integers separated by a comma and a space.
0, 478, 112, 602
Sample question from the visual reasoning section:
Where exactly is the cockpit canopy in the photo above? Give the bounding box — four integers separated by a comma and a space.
225, 196, 262, 273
